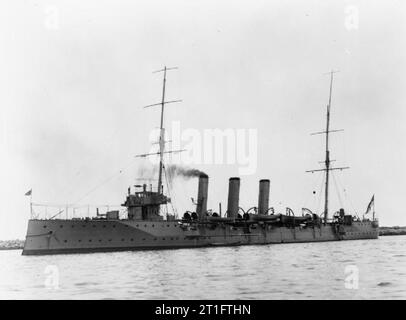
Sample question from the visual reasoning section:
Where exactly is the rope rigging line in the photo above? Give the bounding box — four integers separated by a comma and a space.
36, 158, 138, 220
163, 165, 178, 218
304, 170, 325, 210
60, 114, 142, 199
334, 171, 359, 217
70, 158, 138, 207
175, 171, 191, 215
32, 203, 122, 208
331, 171, 344, 209
316, 173, 325, 215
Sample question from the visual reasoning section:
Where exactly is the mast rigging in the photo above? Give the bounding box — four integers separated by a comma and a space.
138, 66, 183, 195
306, 70, 349, 223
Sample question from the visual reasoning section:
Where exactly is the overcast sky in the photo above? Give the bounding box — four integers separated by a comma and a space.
0, 0, 405, 239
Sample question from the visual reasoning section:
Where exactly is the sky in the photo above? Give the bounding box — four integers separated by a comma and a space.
0, 0, 405, 239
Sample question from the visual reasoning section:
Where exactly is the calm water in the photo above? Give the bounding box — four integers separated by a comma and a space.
0, 235, 405, 299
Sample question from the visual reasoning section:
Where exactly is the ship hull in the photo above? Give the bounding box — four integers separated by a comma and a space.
22, 218, 379, 255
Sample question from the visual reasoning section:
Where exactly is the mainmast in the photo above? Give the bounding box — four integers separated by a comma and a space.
307, 70, 349, 224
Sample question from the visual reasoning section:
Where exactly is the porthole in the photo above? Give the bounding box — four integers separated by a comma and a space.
71, 225, 74, 228
142, 238, 146, 241
60, 225, 63, 228
152, 224, 155, 227
78, 240, 82, 242
93, 225, 96, 228
167, 224, 170, 227
170, 238, 173, 240
136, 224, 139, 227
64, 240, 67, 243
99, 239, 102, 242
43, 226, 47, 228
103, 225, 106, 228
113, 225, 116, 228
89, 239, 92, 242
163, 238, 165, 240
108, 239, 112, 242
121, 239, 124, 241
154, 238, 157, 241
144, 225, 147, 227
130, 238, 134, 241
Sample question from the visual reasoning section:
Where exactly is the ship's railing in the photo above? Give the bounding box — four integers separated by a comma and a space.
31, 203, 127, 220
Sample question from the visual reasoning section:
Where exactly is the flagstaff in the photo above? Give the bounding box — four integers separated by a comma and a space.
25, 189, 33, 219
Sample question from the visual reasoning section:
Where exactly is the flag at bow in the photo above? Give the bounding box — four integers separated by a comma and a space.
365, 194, 374, 214
25, 189, 32, 196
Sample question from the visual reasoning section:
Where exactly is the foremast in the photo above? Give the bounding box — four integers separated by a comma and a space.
140, 66, 183, 194
157, 67, 168, 194
127, 67, 184, 221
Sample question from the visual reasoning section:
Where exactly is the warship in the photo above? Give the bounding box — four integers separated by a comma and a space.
22, 68, 379, 255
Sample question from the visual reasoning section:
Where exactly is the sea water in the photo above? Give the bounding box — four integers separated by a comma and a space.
0, 235, 405, 299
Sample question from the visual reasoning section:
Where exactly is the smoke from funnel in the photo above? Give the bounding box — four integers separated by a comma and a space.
137, 163, 206, 182
165, 164, 207, 180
